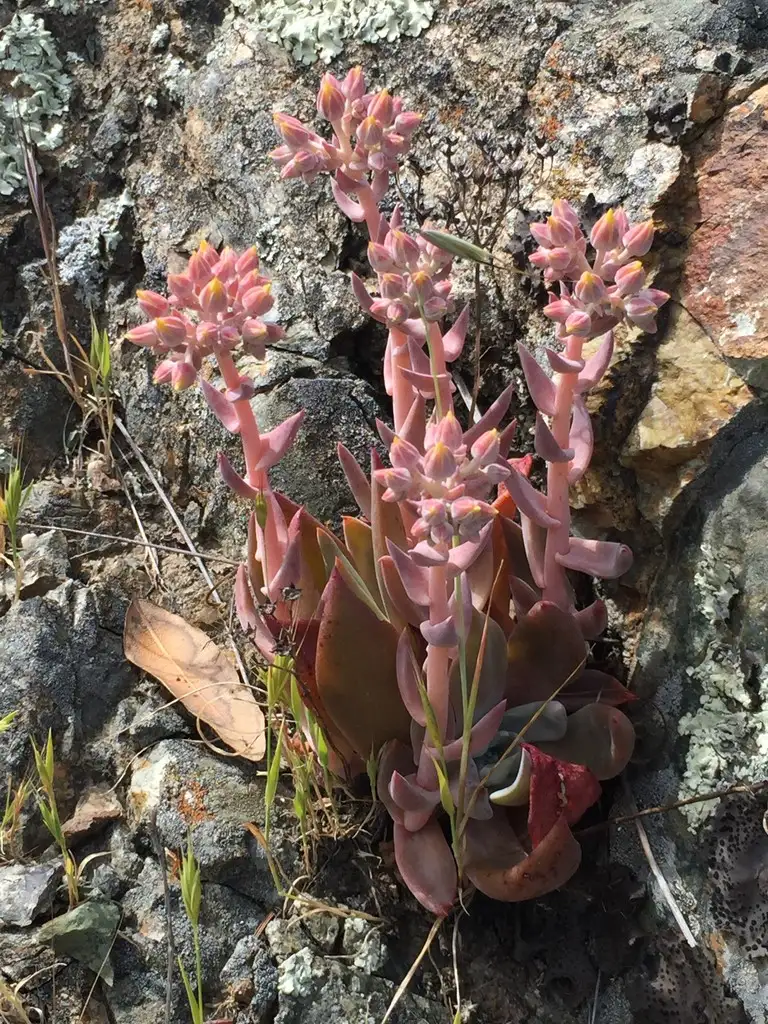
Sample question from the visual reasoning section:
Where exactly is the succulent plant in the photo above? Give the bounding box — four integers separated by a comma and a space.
127, 68, 669, 917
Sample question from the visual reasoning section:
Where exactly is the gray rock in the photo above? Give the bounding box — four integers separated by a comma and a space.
220, 935, 278, 1023
0, 580, 134, 780
0, 529, 70, 601
0, 863, 62, 927
275, 946, 443, 1024
127, 739, 279, 904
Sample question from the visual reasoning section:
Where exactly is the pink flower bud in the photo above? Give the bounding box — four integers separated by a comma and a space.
369, 298, 390, 322
242, 318, 268, 343
218, 325, 240, 349
342, 66, 365, 101
126, 322, 159, 347
368, 89, 394, 125
211, 247, 237, 282
374, 467, 413, 501
172, 360, 198, 391
590, 209, 621, 250
199, 277, 229, 317
547, 215, 576, 246
386, 300, 411, 324
481, 463, 510, 485
530, 223, 553, 248
565, 310, 593, 336
408, 270, 434, 300
155, 316, 189, 346
266, 323, 285, 342
644, 288, 670, 308
423, 442, 457, 481
422, 296, 448, 321
317, 73, 346, 122
357, 115, 383, 148
548, 247, 574, 270
390, 435, 422, 471
394, 111, 422, 137
153, 359, 174, 384
552, 199, 580, 226
529, 249, 550, 270
368, 241, 397, 273
198, 241, 219, 269
136, 289, 169, 318
235, 246, 260, 276
420, 498, 448, 525
380, 273, 406, 299
614, 261, 646, 297
269, 144, 293, 167
543, 297, 574, 323
242, 284, 274, 317
450, 497, 495, 538
196, 321, 218, 348
614, 208, 631, 239
188, 250, 213, 285
167, 273, 196, 301
273, 112, 314, 148
623, 219, 655, 256
624, 296, 659, 332
470, 429, 500, 465
574, 271, 607, 305
434, 411, 463, 451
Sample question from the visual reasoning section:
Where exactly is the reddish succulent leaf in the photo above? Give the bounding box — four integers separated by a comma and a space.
315, 563, 411, 759
463, 809, 581, 902
343, 517, 383, 613
394, 818, 457, 916
519, 513, 547, 590
371, 450, 408, 631
464, 384, 515, 447
559, 669, 637, 711
449, 610, 508, 722
337, 443, 372, 519
537, 704, 635, 780
497, 516, 538, 592
574, 599, 608, 640
377, 739, 414, 824
380, 555, 426, 626
524, 743, 601, 846
517, 343, 556, 415
506, 601, 587, 706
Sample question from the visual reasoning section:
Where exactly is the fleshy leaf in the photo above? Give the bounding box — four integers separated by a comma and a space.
574, 599, 608, 640
556, 538, 633, 579
504, 468, 560, 529
463, 809, 581, 902
343, 517, 383, 614
566, 396, 593, 484
546, 348, 584, 374
506, 601, 586, 706
331, 178, 366, 222
575, 330, 614, 393
396, 628, 427, 726
371, 450, 408, 630
463, 384, 515, 447
443, 305, 470, 361
517, 343, 556, 415
337, 444, 372, 520
525, 743, 601, 845
380, 555, 427, 626
438, 700, 507, 761
489, 747, 531, 807
200, 378, 240, 433
536, 704, 635, 780
394, 819, 458, 916
389, 772, 441, 818
535, 414, 574, 463
315, 563, 411, 759
560, 669, 637, 711
254, 410, 305, 472
449, 611, 508, 722
386, 540, 431, 606
218, 451, 257, 500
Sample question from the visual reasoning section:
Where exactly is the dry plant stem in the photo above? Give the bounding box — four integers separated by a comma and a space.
621, 779, 696, 948
543, 335, 582, 608
17, 521, 241, 566
577, 778, 768, 836
149, 812, 177, 1024
381, 916, 443, 1024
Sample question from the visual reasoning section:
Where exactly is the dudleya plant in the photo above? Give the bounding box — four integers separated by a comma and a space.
127, 68, 669, 917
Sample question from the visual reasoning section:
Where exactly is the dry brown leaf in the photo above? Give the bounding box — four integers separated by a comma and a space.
124, 599, 266, 761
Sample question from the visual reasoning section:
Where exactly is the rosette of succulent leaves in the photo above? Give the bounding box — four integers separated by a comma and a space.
127, 68, 668, 916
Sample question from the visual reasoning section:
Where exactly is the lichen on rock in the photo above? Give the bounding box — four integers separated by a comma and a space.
0, 11, 70, 195
230, 0, 437, 64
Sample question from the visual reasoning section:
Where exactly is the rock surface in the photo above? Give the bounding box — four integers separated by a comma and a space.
2, 0, 768, 1021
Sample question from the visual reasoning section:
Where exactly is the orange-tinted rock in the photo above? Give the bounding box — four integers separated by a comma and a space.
682, 84, 768, 388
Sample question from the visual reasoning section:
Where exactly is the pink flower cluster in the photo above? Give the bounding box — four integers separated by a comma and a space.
530, 201, 669, 338
271, 68, 421, 185
126, 242, 283, 390
375, 410, 514, 561
361, 224, 454, 327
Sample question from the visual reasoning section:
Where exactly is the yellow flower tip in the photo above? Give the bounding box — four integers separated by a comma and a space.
605, 208, 615, 225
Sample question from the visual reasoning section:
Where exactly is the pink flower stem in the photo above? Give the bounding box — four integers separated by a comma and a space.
542, 335, 584, 609
389, 327, 415, 433
416, 565, 450, 789
214, 347, 266, 491
425, 320, 452, 418
357, 184, 384, 243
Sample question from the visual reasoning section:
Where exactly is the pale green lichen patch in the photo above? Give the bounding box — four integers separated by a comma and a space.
231, 0, 437, 65
678, 544, 768, 828
0, 12, 70, 195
